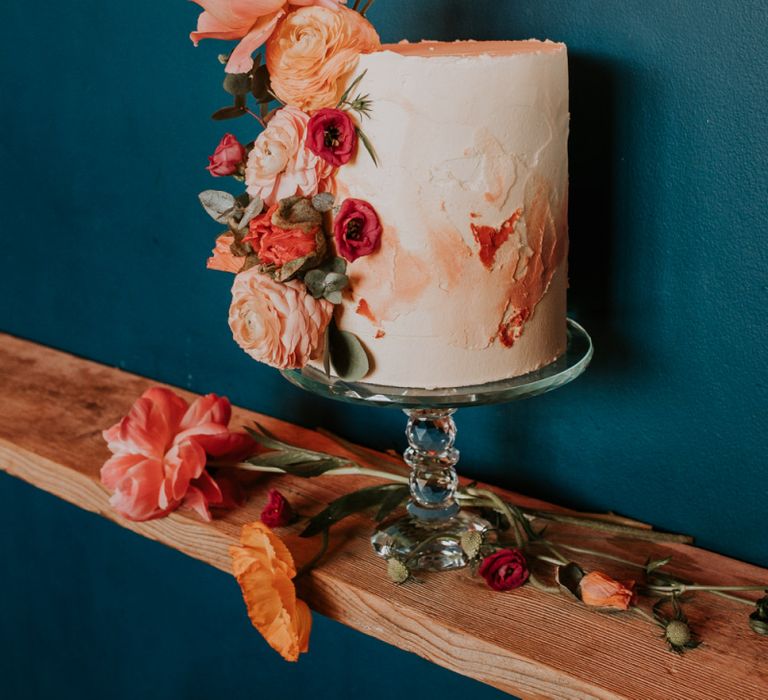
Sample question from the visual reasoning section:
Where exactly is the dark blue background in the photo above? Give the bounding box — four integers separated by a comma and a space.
1, 1, 766, 698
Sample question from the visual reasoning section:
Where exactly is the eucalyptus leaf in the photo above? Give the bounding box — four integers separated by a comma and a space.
276, 253, 313, 282
211, 105, 247, 121
223, 72, 252, 96
323, 272, 348, 293
199, 190, 237, 223
238, 196, 264, 230
328, 322, 369, 381
304, 269, 327, 298
301, 484, 409, 538
312, 192, 335, 212
325, 290, 343, 305
328, 257, 347, 274
555, 562, 585, 601
251, 64, 272, 102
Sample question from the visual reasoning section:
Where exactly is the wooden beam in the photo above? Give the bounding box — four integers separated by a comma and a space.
0, 332, 766, 700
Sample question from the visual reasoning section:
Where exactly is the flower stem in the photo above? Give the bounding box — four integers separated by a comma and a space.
537, 540, 647, 570
360, 0, 376, 16
465, 487, 524, 547
645, 584, 767, 595
245, 107, 266, 127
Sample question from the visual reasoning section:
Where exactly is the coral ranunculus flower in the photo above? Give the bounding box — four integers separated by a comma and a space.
244, 204, 319, 267
229, 268, 333, 368
266, 5, 380, 111
579, 571, 637, 610
190, 0, 347, 74
245, 106, 334, 206
101, 388, 254, 522
231, 521, 312, 661
208, 232, 243, 273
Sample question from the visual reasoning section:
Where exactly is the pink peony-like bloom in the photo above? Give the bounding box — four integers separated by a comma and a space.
207, 133, 246, 176
190, 0, 347, 75
333, 197, 382, 262
229, 267, 333, 368
101, 388, 254, 522
266, 5, 380, 111
260, 488, 297, 527
306, 108, 357, 167
245, 106, 334, 206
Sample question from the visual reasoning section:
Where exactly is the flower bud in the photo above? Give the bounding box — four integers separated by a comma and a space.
460, 530, 482, 560
386, 558, 410, 584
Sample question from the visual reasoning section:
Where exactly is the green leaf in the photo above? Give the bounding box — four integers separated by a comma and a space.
251, 64, 272, 102
223, 72, 252, 96
304, 269, 327, 298
645, 556, 672, 574
356, 127, 379, 166
312, 192, 335, 212
199, 190, 237, 223
212, 105, 247, 120
336, 69, 367, 108
301, 484, 409, 538
325, 290, 343, 305
322, 325, 331, 377
328, 257, 347, 274
328, 321, 369, 381
237, 196, 264, 230
323, 272, 348, 293
374, 487, 409, 522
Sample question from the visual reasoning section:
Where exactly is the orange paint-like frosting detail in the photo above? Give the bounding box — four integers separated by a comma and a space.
471, 209, 522, 269
355, 298, 377, 324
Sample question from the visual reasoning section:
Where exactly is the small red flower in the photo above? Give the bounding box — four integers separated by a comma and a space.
306, 108, 358, 167
260, 488, 297, 527
207, 133, 246, 177
333, 198, 382, 262
478, 548, 529, 592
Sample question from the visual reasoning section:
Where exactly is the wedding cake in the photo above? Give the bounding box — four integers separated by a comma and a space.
194, 3, 568, 389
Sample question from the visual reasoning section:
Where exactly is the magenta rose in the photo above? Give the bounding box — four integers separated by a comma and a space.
260, 488, 297, 527
478, 548, 530, 592
306, 108, 358, 167
207, 133, 246, 177
333, 198, 382, 262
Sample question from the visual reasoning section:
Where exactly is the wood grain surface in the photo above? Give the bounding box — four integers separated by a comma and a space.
0, 332, 766, 700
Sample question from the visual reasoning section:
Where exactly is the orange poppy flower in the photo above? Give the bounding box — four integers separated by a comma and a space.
230, 522, 312, 661
579, 571, 637, 610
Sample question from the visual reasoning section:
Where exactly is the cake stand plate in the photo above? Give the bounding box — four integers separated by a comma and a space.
281, 319, 593, 571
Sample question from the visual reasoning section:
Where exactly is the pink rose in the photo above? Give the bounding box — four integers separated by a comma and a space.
244, 204, 319, 267
245, 106, 334, 206
190, 0, 347, 74
306, 108, 357, 167
333, 198, 382, 262
101, 388, 254, 522
260, 488, 297, 527
229, 268, 332, 368
478, 549, 530, 592
207, 133, 246, 176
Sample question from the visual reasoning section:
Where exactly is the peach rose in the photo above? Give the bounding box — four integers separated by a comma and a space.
190, 0, 346, 74
230, 522, 312, 661
245, 106, 334, 206
229, 267, 332, 368
266, 5, 380, 111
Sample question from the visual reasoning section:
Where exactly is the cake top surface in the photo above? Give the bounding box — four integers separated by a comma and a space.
380, 39, 565, 58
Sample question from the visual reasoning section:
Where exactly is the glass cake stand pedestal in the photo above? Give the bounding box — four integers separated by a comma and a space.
281, 318, 593, 572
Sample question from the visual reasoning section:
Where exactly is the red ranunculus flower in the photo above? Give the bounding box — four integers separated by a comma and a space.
260, 488, 297, 527
244, 204, 319, 267
306, 108, 358, 167
478, 548, 530, 592
207, 133, 246, 177
333, 198, 382, 262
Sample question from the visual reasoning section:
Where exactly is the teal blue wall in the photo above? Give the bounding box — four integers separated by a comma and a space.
1, 1, 766, 698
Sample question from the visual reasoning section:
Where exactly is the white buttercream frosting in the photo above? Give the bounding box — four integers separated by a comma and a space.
330, 39, 570, 389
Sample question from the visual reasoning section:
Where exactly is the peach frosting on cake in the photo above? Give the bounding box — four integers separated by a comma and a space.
328, 39, 570, 388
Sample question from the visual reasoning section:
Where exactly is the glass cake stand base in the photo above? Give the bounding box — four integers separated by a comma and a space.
282, 318, 593, 572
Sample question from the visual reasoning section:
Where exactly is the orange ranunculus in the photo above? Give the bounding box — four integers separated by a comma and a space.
579, 571, 637, 610
230, 522, 312, 661
266, 5, 380, 112
244, 204, 319, 267
207, 233, 243, 273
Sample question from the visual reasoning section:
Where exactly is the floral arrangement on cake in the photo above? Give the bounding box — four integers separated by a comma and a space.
193, 0, 383, 381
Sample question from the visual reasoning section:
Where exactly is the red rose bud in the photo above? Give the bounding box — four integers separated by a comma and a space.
333, 198, 382, 262
206, 133, 246, 177
478, 548, 530, 592
260, 488, 297, 527
306, 108, 357, 167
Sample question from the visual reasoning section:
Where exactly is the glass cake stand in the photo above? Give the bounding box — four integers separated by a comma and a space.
281, 318, 593, 571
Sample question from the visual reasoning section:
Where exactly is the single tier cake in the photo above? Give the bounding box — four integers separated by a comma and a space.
329, 40, 569, 388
